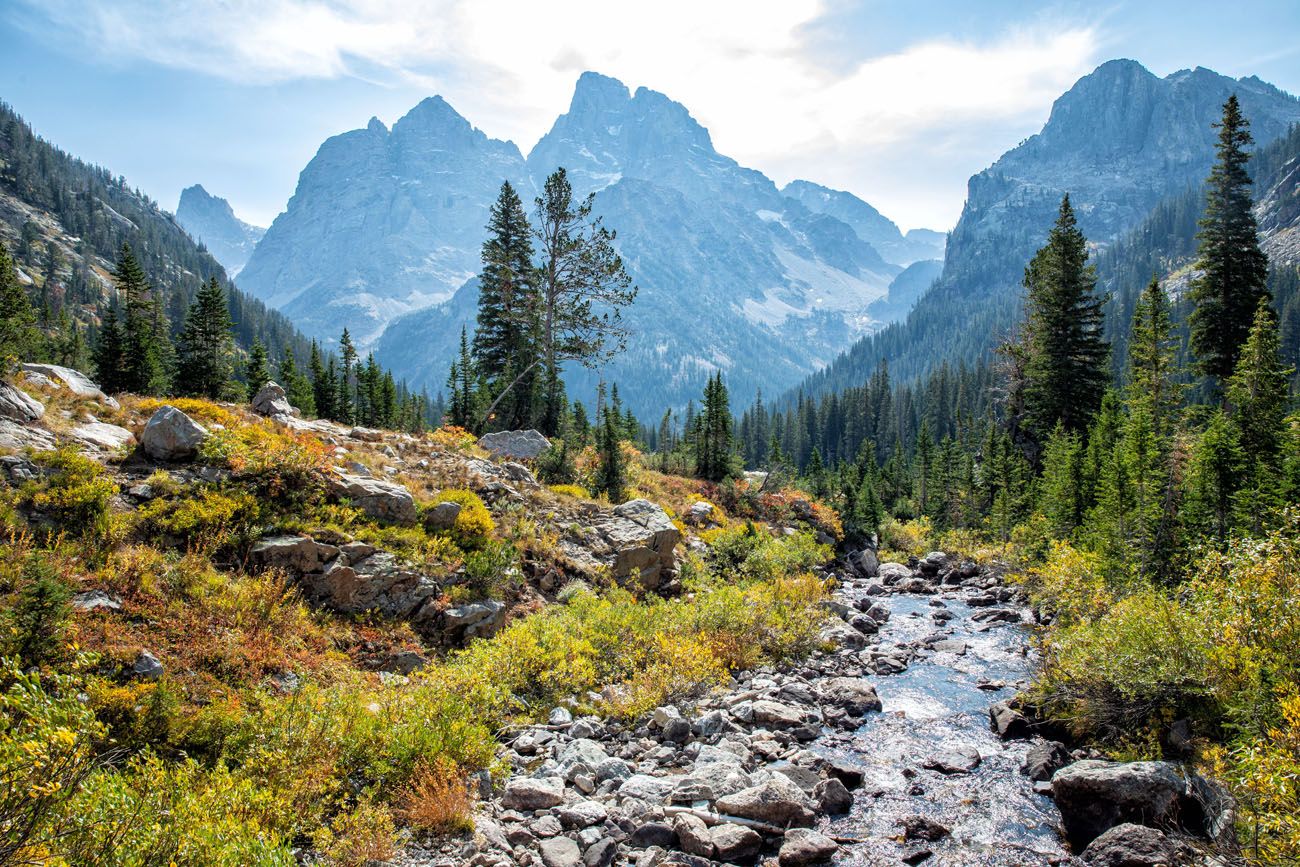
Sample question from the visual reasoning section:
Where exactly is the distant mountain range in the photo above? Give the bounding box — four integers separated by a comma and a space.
175, 184, 264, 277
793, 60, 1300, 402
216, 72, 943, 417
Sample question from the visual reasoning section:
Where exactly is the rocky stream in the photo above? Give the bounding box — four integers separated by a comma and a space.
398, 551, 1236, 867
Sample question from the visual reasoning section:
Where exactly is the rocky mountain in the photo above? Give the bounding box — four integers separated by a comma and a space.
795, 59, 1300, 399
783, 180, 945, 266
374, 73, 909, 416
174, 184, 265, 277
865, 259, 945, 326
237, 97, 530, 346
238, 72, 919, 416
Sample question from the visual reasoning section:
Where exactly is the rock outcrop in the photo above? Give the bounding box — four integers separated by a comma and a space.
0, 382, 43, 423
21, 363, 118, 408
478, 429, 550, 460
140, 406, 209, 461
250, 381, 299, 419
326, 469, 417, 524
562, 498, 681, 590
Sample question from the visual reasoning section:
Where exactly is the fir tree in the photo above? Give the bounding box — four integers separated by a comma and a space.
474, 181, 542, 430
309, 341, 334, 420
694, 373, 734, 481
447, 326, 479, 429
1227, 300, 1292, 531
0, 240, 40, 367
280, 345, 316, 416
93, 306, 126, 394
245, 339, 269, 402
1189, 95, 1271, 388
1184, 410, 1245, 549
1021, 195, 1109, 441
176, 277, 234, 399
114, 244, 170, 395
337, 329, 358, 423
1039, 423, 1086, 538
594, 407, 627, 503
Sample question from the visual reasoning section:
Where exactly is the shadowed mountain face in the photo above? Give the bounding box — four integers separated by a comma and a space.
792, 59, 1300, 401
237, 71, 924, 416
783, 180, 946, 267
175, 184, 265, 277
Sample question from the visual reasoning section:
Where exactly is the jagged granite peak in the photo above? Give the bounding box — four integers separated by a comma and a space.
236, 94, 529, 347
782, 180, 946, 267
792, 58, 1300, 400
174, 184, 265, 277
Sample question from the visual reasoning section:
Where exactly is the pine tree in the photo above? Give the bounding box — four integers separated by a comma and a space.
114, 244, 169, 395
93, 306, 126, 394
245, 339, 269, 402
338, 329, 358, 423
474, 181, 542, 430
0, 240, 40, 367
594, 407, 627, 503
1190, 95, 1270, 388
447, 326, 479, 429
1127, 276, 1183, 440
1021, 195, 1109, 441
533, 168, 638, 435
280, 345, 316, 416
694, 373, 734, 481
176, 277, 234, 399
309, 341, 334, 420
1183, 410, 1245, 548
1039, 423, 1085, 538
914, 420, 934, 513
1227, 300, 1292, 531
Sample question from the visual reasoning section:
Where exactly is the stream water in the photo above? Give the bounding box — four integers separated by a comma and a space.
816, 589, 1074, 866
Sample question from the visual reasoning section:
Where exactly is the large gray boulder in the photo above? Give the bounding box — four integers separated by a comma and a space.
818, 677, 882, 716
140, 406, 209, 461
586, 499, 681, 590
502, 776, 565, 811
327, 470, 417, 524
715, 775, 816, 827
251, 381, 299, 418
478, 429, 550, 460
0, 382, 43, 423
1051, 760, 1187, 849
20, 363, 118, 408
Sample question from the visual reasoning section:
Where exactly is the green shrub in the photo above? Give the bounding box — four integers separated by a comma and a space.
20, 447, 118, 540
136, 485, 260, 550
5, 555, 71, 668
424, 489, 494, 551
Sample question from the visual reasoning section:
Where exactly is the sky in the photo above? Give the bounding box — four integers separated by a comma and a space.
2, 1, 1298, 233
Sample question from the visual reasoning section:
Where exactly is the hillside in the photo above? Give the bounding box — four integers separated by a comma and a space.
793, 60, 1300, 402
0, 101, 314, 368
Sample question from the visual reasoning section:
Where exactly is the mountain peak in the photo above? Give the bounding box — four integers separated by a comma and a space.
571, 71, 632, 111
366, 116, 388, 135
176, 184, 264, 277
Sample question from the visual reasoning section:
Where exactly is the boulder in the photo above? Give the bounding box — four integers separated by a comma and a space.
132, 649, 164, 679
989, 700, 1032, 739
673, 813, 714, 857
778, 829, 839, 866
1022, 740, 1070, 782
817, 619, 866, 650
477, 429, 550, 460
424, 500, 463, 531
20, 363, 118, 407
923, 748, 982, 775
1079, 823, 1174, 866
715, 776, 816, 827
0, 420, 55, 451
0, 382, 43, 423
501, 776, 565, 811
249, 534, 329, 574
72, 590, 122, 613
587, 499, 681, 590
818, 677, 882, 716
70, 422, 136, 451
684, 500, 716, 527
751, 700, 804, 728
877, 562, 912, 585
140, 406, 209, 461
813, 777, 853, 814
327, 470, 417, 524
538, 836, 582, 867
709, 824, 762, 862
900, 815, 950, 842
847, 547, 879, 578
251, 381, 299, 418
1051, 760, 1187, 849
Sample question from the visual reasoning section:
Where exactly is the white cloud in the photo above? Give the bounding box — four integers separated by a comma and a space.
19, 0, 1102, 229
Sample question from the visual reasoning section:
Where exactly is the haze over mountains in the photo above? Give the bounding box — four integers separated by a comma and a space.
219, 71, 942, 416
178, 59, 1300, 418
175, 184, 265, 277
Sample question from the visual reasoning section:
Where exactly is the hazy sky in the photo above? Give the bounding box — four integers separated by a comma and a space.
3, 1, 1298, 232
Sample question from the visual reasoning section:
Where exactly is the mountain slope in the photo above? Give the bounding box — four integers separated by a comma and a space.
782, 180, 945, 266
237, 98, 530, 347
175, 184, 265, 277
0, 100, 312, 364
371, 72, 905, 417
793, 60, 1300, 402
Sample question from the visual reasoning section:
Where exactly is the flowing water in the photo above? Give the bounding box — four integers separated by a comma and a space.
817, 588, 1074, 866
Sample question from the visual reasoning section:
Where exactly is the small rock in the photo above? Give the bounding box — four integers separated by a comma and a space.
72, 590, 122, 613
1080, 823, 1174, 866
709, 824, 762, 862
901, 815, 950, 842
813, 777, 853, 814
132, 649, 164, 679
778, 829, 839, 866
501, 777, 565, 811
538, 836, 582, 867
673, 813, 714, 858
